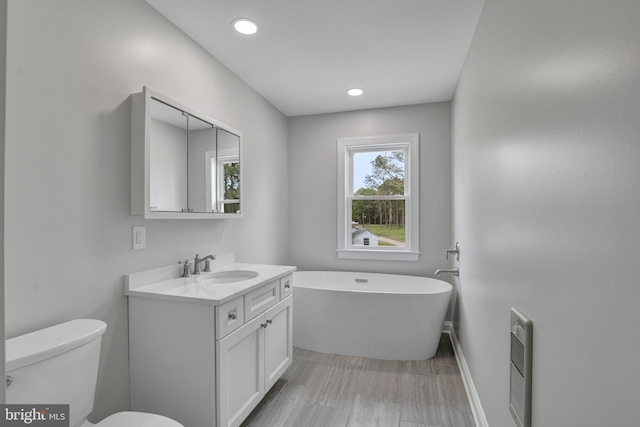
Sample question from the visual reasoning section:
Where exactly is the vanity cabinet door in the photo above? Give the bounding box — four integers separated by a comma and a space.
264, 296, 293, 391
216, 294, 293, 427
216, 315, 265, 427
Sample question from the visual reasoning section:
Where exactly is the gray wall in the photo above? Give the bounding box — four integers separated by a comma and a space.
0, 0, 6, 404
452, 0, 640, 425
4, 0, 288, 420
288, 103, 453, 279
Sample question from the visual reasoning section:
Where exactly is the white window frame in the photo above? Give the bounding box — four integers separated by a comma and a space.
206, 149, 241, 214
336, 133, 420, 261
216, 155, 240, 213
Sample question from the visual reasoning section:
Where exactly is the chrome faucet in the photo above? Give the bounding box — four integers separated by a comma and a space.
193, 254, 216, 275
179, 260, 191, 278
434, 268, 459, 277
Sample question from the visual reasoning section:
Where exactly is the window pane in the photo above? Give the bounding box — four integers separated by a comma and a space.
223, 161, 240, 201
351, 199, 406, 247
222, 202, 240, 213
353, 150, 405, 195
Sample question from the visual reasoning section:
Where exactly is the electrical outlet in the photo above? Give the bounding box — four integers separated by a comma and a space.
133, 226, 146, 250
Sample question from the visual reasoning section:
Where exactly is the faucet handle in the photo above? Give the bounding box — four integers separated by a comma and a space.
445, 242, 461, 261
193, 254, 202, 275
204, 259, 212, 273
179, 260, 191, 278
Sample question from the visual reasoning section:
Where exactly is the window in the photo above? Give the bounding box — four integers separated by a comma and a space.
337, 134, 420, 261
206, 152, 241, 213
217, 156, 240, 213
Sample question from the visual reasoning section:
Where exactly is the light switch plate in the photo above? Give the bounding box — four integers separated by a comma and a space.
133, 226, 146, 250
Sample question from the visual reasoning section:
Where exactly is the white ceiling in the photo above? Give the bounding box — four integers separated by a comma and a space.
146, 0, 485, 117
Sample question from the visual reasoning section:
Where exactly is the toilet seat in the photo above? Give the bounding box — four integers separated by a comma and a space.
96, 411, 184, 427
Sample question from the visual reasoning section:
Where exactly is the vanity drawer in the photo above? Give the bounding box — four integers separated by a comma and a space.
280, 274, 293, 299
244, 280, 280, 321
216, 296, 244, 339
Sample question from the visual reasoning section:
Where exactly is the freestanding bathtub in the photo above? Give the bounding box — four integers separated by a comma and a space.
293, 271, 452, 360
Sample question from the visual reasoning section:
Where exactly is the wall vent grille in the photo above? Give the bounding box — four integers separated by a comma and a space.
510, 333, 525, 376
509, 308, 532, 427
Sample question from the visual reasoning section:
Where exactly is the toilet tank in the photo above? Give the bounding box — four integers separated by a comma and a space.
5, 319, 107, 427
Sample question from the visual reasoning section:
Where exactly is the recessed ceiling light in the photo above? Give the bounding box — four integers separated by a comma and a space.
232, 18, 259, 35
347, 88, 364, 97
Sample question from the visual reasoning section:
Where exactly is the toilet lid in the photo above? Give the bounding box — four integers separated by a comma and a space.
96, 412, 184, 427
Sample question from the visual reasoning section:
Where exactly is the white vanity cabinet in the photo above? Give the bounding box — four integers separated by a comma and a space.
126, 266, 294, 427
216, 296, 292, 427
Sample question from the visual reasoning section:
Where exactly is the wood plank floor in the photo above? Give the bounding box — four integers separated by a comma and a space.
241, 334, 475, 427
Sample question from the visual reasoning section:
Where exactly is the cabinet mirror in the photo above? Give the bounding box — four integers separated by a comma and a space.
131, 87, 242, 219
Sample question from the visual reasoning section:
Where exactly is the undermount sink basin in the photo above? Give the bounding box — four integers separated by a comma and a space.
203, 270, 259, 284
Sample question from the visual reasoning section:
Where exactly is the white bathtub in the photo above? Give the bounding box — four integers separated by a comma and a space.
293, 271, 452, 360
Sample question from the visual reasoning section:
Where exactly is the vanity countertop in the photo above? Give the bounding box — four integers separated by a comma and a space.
125, 256, 296, 306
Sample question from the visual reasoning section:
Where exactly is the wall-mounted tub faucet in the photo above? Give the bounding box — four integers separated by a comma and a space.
435, 268, 459, 277
193, 254, 216, 275
445, 242, 461, 261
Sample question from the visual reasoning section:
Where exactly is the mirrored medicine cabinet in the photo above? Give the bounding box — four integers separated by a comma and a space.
131, 87, 242, 219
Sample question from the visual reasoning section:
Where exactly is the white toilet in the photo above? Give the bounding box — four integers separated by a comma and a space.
5, 319, 183, 427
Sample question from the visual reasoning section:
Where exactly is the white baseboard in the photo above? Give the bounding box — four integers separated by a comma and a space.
443, 321, 489, 427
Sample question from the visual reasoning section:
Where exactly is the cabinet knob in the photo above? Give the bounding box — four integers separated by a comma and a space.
260, 319, 272, 328
228, 310, 237, 321
284, 280, 290, 290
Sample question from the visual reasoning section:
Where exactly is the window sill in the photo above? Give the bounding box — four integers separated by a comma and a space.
336, 249, 421, 261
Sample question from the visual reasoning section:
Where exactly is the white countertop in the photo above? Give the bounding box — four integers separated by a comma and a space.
125, 255, 296, 306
